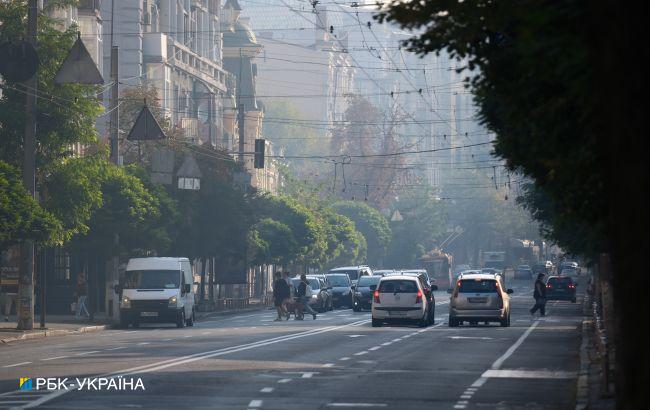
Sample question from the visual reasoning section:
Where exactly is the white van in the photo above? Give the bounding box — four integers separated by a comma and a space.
116, 257, 194, 328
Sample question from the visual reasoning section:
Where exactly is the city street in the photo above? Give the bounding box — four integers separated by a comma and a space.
0, 278, 584, 410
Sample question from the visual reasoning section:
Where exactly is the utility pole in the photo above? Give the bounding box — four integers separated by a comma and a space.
18, 0, 38, 331
109, 46, 119, 164
238, 103, 245, 164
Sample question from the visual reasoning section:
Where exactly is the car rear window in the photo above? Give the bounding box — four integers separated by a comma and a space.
459, 279, 497, 293
379, 280, 418, 293
357, 276, 380, 287
548, 277, 573, 285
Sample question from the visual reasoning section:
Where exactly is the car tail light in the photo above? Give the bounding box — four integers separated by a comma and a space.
546, 284, 553, 289
415, 290, 422, 304
452, 280, 461, 298
568, 283, 576, 289
373, 290, 380, 304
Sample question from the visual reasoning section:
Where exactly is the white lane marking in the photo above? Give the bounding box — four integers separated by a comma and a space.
381, 342, 392, 346
482, 369, 577, 379
449, 336, 494, 340
353, 351, 368, 356
339, 357, 350, 361
161, 339, 173, 342
326, 404, 388, 408
137, 342, 150, 346
3, 362, 31, 368
41, 356, 69, 361
392, 339, 402, 342
471, 377, 487, 388
248, 400, 263, 408
368, 346, 381, 351
453, 406, 466, 409
75, 351, 100, 356
183, 335, 193, 338
465, 388, 477, 392
201, 332, 211, 335
18, 320, 369, 408
460, 395, 472, 399
322, 363, 335, 368
348, 335, 365, 338
278, 378, 292, 384
260, 387, 274, 393
105, 346, 127, 351
491, 321, 539, 369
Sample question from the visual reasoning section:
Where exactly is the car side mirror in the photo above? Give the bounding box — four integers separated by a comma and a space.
431, 284, 438, 291
113, 284, 121, 294
183, 284, 191, 294
506, 289, 514, 294
369, 285, 377, 291
447, 288, 453, 294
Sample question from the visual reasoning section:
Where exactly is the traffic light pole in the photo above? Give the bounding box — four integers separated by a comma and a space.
18, 0, 38, 331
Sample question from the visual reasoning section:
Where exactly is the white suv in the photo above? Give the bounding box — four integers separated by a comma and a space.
371, 275, 432, 327
448, 273, 513, 327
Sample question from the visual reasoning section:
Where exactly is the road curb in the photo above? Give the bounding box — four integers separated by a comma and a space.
0, 324, 112, 345
575, 294, 591, 410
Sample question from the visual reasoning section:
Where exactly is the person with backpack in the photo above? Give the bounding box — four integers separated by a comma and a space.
296, 274, 317, 320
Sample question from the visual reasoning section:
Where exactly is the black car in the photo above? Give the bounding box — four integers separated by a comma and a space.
352, 275, 381, 311
325, 273, 353, 308
545, 276, 577, 303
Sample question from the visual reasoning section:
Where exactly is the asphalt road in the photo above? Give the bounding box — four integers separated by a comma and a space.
0, 278, 585, 409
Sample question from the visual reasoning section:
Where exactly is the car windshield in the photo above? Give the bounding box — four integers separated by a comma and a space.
123, 270, 180, 289
379, 280, 418, 293
326, 275, 350, 287
329, 269, 360, 280
458, 279, 497, 293
357, 276, 380, 287
517, 266, 530, 270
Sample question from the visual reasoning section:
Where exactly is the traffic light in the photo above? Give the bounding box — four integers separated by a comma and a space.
254, 138, 265, 169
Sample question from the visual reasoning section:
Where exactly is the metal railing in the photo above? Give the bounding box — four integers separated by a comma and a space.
592, 300, 611, 395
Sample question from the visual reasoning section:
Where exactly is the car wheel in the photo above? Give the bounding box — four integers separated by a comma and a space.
353, 305, 361, 312
176, 309, 186, 328
448, 317, 457, 327
372, 318, 381, 327
418, 318, 428, 328
500, 313, 510, 327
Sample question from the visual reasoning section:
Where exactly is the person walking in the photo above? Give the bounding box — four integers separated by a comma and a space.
272, 272, 290, 321
530, 273, 547, 317
1, 283, 17, 322
297, 274, 317, 320
75, 278, 90, 319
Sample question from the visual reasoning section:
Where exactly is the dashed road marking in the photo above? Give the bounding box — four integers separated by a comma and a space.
368, 346, 381, 351
41, 356, 68, 361
353, 351, 368, 356
322, 363, 335, 368
248, 400, 263, 408
278, 378, 292, 383
105, 346, 127, 351
339, 357, 350, 361
260, 387, 274, 393
3, 362, 31, 368
75, 351, 100, 356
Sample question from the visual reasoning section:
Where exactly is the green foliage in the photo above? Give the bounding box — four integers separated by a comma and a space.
0, 161, 61, 248
332, 201, 391, 264
250, 218, 298, 267
385, 185, 445, 268
376, 0, 604, 257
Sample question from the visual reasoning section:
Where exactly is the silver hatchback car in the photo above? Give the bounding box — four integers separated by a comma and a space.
448, 273, 513, 327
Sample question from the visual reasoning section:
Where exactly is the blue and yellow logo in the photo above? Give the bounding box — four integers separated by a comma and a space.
19, 378, 32, 391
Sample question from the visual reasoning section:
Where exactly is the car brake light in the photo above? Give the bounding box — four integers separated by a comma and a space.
373, 290, 380, 303
546, 284, 553, 289
568, 284, 576, 288
415, 290, 422, 304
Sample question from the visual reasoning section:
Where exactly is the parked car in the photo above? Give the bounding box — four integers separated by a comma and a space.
545, 276, 577, 303
291, 276, 333, 312
371, 275, 434, 327
325, 273, 353, 308
448, 273, 513, 327
328, 266, 373, 285
352, 275, 382, 311
117, 257, 195, 328
514, 265, 533, 279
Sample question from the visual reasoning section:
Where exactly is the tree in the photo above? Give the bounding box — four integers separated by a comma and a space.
0, 161, 61, 248
376, 1, 648, 405
250, 218, 298, 267
332, 201, 391, 265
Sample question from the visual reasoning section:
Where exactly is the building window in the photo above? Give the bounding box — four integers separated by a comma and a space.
53, 249, 71, 282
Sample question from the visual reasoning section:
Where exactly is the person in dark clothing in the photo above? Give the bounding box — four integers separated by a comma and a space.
530, 273, 547, 317
273, 272, 290, 321
296, 274, 317, 320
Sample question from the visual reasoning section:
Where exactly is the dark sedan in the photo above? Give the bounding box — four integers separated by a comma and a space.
545, 276, 577, 303
325, 273, 353, 308
352, 276, 381, 311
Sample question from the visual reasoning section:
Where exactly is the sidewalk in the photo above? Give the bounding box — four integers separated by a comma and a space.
1, 302, 271, 345
0, 314, 112, 344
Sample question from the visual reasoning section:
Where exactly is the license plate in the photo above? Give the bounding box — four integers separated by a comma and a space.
468, 298, 487, 303
140, 311, 158, 317
389, 311, 406, 316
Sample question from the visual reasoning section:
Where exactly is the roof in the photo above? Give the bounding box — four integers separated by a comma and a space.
458, 273, 499, 281
379, 275, 419, 282
126, 257, 188, 271
329, 266, 369, 271
223, 19, 259, 49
